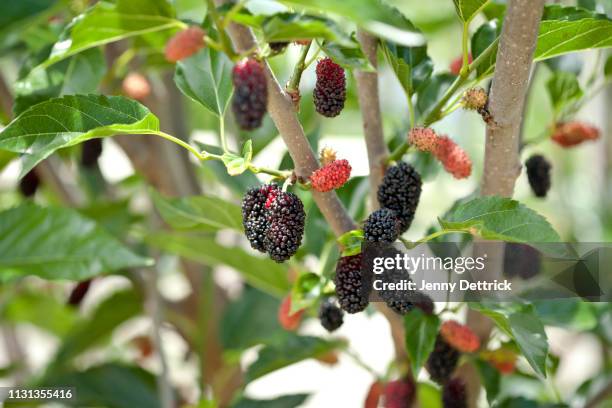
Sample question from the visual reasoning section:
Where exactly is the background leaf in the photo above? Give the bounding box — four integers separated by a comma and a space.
262, 13, 352, 45
471, 19, 501, 77
404, 309, 440, 374
321, 41, 374, 71
452, 0, 489, 23
0, 204, 151, 281
546, 71, 583, 113
174, 48, 233, 117
383, 42, 433, 96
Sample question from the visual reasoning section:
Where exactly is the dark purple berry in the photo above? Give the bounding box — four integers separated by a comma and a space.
334, 254, 370, 313
263, 190, 305, 262
242, 184, 279, 252
319, 301, 344, 332
19, 169, 40, 197
442, 378, 468, 408
426, 335, 460, 384
81, 138, 103, 168
363, 209, 400, 243
232, 59, 268, 130
525, 154, 551, 198
314, 57, 346, 117
377, 162, 422, 233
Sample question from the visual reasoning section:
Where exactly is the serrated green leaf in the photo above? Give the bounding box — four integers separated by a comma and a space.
262, 13, 352, 45
404, 309, 440, 374
174, 48, 233, 117
41, 0, 183, 68
471, 19, 500, 77
337, 229, 364, 256
546, 71, 583, 112
439, 196, 561, 244
453, 0, 490, 23
14, 48, 106, 116
152, 191, 242, 231
233, 394, 309, 408
0, 204, 151, 282
0, 94, 160, 176
383, 42, 433, 96
470, 302, 548, 377
416, 73, 455, 120
321, 41, 374, 71
145, 232, 290, 296
245, 334, 345, 382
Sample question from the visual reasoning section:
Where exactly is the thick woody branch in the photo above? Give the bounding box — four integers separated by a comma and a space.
216, 0, 356, 236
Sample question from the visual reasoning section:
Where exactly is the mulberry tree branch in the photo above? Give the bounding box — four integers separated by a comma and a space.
215, 0, 355, 236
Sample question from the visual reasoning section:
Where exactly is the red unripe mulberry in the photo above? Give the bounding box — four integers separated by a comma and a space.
164, 27, 206, 62
440, 320, 480, 353
409, 127, 438, 153
383, 378, 416, 408
433, 136, 472, 179
310, 159, 351, 192
122, 73, 151, 101
278, 295, 304, 331
551, 121, 600, 147
450, 53, 472, 75
232, 59, 268, 130
314, 58, 346, 117
364, 381, 383, 408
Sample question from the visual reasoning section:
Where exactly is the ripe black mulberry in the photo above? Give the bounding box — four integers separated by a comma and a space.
314, 57, 346, 117
319, 301, 344, 332
334, 254, 370, 313
19, 169, 40, 197
232, 58, 268, 130
442, 378, 467, 408
525, 154, 551, 198
241, 184, 279, 252
81, 138, 103, 168
263, 190, 305, 262
363, 208, 400, 243
426, 335, 460, 384
377, 162, 422, 233
503, 243, 542, 280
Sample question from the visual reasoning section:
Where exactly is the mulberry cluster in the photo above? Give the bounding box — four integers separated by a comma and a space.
440, 321, 480, 353
232, 58, 268, 130
383, 378, 416, 408
81, 138, 103, 168
525, 154, 551, 198
551, 121, 600, 147
442, 378, 467, 408
334, 253, 370, 313
426, 335, 460, 384
318, 301, 344, 332
310, 159, 351, 192
278, 295, 304, 331
377, 162, 422, 233
462, 87, 488, 111
314, 58, 346, 117
363, 208, 401, 243
433, 136, 472, 179
19, 169, 40, 197
409, 127, 437, 152
503, 243, 542, 280
241, 184, 305, 262
164, 26, 206, 62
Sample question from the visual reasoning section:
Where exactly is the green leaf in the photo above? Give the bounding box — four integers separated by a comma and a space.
604, 54, 612, 78
220, 287, 282, 350
0, 94, 160, 176
41, 363, 160, 408
471, 19, 501, 77
404, 309, 440, 374
245, 334, 345, 382
233, 394, 309, 408
276, 0, 424, 47
470, 302, 548, 377
53, 289, 143, 364
174, 48, 233, 117
0, 204, 151, 282
532, 299, 597, 330
3, 291, 78, 336
221, 141, 253, 176
262, 13, 352, 45
321, 41, 374, 71
416, 73, 455, 120
452, 0, 490, 23
152, 191, 242, 231
337, 229, 364, 256
0, 0, 58, 44
417, 382, 442, 408
41, 0, 183, 68
383, 42, 433, 96
145, 232, 290, 296
14, 48, 106, 116
439, 196, 561, 244
546, 71, 583, 112
474, 358, 501, 405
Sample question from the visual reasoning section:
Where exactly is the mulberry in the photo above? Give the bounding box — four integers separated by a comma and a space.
318, 301, 344, 332
426, 335, 460, 384
551, 121, 599, 147
364, 381, 383, 408
481, 348, 518, 374
364, 209, 400, 243
462, 87, 488, 111
433, 136, 472, 179
409, 127, 438, 153
242, 184, 279, 252
80, 138, 103, 168
377, 162, 422, 233
503, 243, 541, 280
525, 154, 551, 198
310, 159, 351, 192
314, 57, 346, 117
67, 279, 92, 306
164, 26, 206, 62
122, 72, 151, 101
264, 190, 305, 262
232, 58, 268, 130
440, 321, 480, 353
334, 254, 370, 313
383, 378, 416, 408
19, 169, 40, 197
442, 378, 467, 408
278, 295, 304, 331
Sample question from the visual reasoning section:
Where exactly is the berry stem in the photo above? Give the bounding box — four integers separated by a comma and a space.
407, 93, 416, 128
248, 164, 292, 179
219, 115, 229, 153
287, 42, 312, 92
